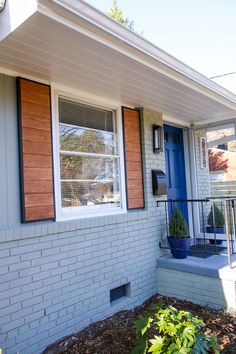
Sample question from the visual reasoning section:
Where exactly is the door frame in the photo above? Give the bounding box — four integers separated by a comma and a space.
163, 120, 195, 237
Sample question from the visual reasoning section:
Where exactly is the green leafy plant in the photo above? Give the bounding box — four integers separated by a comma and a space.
207, 205, 225, 228
169, 208, 189, 238
108, 0, 134, 30
131, 305, 220, 354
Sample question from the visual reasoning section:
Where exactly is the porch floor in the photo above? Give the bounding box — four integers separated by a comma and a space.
157, 253, 236, 280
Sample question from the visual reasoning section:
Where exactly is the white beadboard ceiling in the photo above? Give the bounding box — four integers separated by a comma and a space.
0, 1, 236, 125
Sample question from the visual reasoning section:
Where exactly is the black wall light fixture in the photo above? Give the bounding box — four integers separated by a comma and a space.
0, 0, 6, 12
153, 124, 163, 153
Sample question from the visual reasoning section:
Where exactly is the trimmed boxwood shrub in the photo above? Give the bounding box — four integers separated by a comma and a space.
169, 208, 189, 238
207, 205, 225, 228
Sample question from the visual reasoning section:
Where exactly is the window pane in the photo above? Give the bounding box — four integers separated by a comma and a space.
58, 97, 121, 212
60, 155, 119, 181
207, 123, 236, 197
59, 98, 114, 132
59, 124, 117, 155
61, 181, 120, 208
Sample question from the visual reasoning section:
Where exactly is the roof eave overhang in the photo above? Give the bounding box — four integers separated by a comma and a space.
37, 0, 236, 109
1, 0, 236, 125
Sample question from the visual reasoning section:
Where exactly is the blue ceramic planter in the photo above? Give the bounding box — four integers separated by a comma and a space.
168, 236, 191, 259
206, 226, 225, 245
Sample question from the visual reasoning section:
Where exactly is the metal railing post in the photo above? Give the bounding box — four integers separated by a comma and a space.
212, 201, 217, 253
201, 201, 206, 253
224, 200, 232, 268
232, 200, 236, 254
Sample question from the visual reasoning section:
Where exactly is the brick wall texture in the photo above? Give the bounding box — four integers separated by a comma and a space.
157, 268, 236, 310
0, 107, 167, 354
193, 129, 211, 230
194, 128, 211, 200
0, 74, 221, 354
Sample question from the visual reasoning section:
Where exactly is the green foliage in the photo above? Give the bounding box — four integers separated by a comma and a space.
108, 0, 143, 34
108, 0, 134, 30
134, 317, 153, 336
169, 208, 189, 238
108, 0, 134, 29
207, 204, 225, 228
131, 305, 220, 354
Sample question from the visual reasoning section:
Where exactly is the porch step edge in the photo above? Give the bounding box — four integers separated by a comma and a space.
157, 254, 236, 280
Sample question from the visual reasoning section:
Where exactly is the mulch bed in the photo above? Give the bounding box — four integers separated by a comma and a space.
43, 294, 236, 354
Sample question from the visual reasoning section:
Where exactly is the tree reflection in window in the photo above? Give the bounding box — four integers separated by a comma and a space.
58, 98, 120, 210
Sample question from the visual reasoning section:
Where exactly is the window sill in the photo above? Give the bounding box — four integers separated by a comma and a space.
56, 207, 127, 222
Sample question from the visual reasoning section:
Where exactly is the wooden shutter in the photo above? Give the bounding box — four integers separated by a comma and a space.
122, 107, 145, 209
17, 78, 55, 223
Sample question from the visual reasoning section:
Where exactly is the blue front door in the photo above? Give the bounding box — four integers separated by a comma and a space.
164, 124, 188, 223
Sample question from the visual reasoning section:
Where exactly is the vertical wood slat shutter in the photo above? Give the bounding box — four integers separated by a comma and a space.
122, 107, 145, 209
17, 78, 55, 223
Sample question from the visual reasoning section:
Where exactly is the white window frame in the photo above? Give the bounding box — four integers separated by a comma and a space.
51, 86, 127, 221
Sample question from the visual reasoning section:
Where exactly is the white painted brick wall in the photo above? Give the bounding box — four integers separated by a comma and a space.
157, 267, 236, 310
194, 129, 211, 200
0, 108, 167, 354
193, 129, 212, 230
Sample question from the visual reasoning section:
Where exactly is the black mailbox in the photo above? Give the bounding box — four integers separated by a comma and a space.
152, 170, 167, 196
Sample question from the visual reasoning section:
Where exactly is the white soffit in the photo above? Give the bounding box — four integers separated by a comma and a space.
0, 0, 236, 125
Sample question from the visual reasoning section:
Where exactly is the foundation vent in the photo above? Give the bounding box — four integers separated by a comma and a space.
110, 283, 129, 302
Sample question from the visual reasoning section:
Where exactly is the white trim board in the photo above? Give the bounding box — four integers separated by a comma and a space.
183, 128, 194, 237
163, 115, 190, 128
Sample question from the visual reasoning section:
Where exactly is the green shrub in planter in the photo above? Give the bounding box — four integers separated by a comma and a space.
207, 205, 225, 245
131, 304, 220, 354
207, 205, 225, 228
169, 208, 189, 238
168, 208, 190, 259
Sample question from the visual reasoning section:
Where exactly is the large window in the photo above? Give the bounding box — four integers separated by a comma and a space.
58, 97, 121, 215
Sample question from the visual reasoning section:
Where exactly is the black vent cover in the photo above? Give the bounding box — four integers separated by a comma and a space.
110, 284, 128, 302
